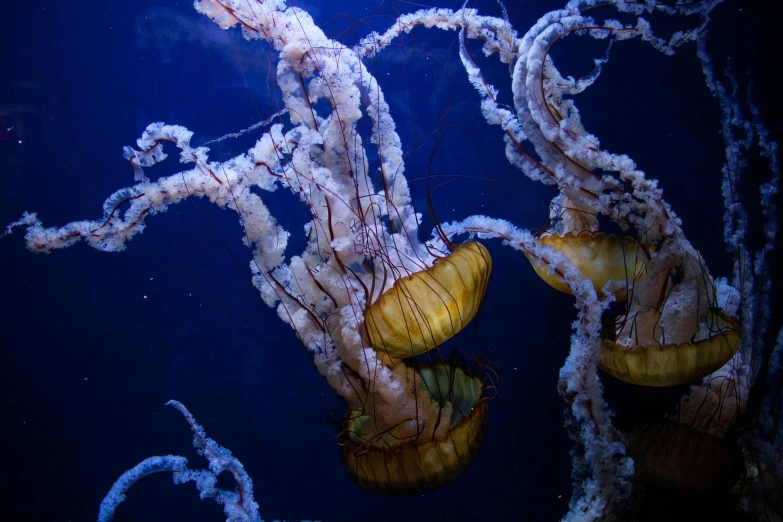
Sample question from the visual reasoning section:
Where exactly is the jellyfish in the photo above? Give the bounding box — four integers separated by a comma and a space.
7, 0, 499, 498
629, 361, 747, 493
510, 4, 743, 389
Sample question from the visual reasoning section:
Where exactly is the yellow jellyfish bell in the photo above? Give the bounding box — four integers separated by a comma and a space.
527, 232, 648, 299
364, 241, 491, 359
599, 311, 741, 387
341, 364, 487, 494
629, 419, 744, 492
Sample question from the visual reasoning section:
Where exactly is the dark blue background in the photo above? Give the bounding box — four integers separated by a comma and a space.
1, 1, 779, 521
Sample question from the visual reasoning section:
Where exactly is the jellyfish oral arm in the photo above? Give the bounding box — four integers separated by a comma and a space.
97, 401, 262, 522
6, 122, 289, 267
442, 215, 631, 516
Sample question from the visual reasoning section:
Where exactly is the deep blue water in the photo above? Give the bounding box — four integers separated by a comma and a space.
1, 1, 780, 521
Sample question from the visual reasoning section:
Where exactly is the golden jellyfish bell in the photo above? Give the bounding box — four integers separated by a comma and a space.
527, 232, 649, 299
599, 312, 741, 387
629, 419, 744, 492
364, 241, 492, 359
341, 364, 487, 494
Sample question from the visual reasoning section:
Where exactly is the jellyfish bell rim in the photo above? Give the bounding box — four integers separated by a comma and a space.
629, 418, 746, 493
339, 363, 488, 495
598, 320, 741, 387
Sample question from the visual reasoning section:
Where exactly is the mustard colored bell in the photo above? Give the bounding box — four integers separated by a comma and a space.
528, 232, 648, 299
364, 242, 491, 359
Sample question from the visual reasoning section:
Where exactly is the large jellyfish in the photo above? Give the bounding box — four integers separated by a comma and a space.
12, 2, 496, 495
2, 0, 780, 521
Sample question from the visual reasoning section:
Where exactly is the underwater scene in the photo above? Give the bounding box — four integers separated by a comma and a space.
1, 1, 781, 521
